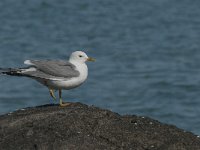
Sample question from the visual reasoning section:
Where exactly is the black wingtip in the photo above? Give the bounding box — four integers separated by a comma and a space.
0, 68, 18, 75
0, 68, 8, 74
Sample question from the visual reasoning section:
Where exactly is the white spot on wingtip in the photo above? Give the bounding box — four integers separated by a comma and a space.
21, 67, 37, 73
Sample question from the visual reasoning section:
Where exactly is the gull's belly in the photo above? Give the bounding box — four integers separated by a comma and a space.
47, 77, 86, 90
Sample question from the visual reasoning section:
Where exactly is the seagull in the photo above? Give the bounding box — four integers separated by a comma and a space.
0, 51, 95, 106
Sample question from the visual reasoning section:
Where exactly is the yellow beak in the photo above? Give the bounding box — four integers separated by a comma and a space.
87, 57, 95, 62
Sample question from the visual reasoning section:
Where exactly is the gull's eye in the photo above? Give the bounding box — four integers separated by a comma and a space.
79, 55, 83, 57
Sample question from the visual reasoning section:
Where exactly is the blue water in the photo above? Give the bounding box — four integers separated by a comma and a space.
0, 0, 200, 135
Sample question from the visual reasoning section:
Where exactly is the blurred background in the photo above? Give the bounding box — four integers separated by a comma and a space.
0, 0, 200, 135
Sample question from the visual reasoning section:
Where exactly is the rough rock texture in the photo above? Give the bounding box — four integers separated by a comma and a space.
0, 103, 200, 150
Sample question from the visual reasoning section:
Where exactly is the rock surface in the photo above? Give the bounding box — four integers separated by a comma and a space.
0, 103, 200, 150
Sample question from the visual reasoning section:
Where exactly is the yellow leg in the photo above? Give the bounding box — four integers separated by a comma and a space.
59, 89, 71, 107
49, 89, 56, 100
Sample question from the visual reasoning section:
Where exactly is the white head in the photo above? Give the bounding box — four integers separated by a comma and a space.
69, 51, 95, 64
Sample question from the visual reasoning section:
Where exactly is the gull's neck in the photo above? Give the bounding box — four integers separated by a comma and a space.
69, 59, 88, 80
69, 59, 87, 71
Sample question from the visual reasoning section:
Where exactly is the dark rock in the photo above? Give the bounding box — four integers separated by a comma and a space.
0, 102, 200, 150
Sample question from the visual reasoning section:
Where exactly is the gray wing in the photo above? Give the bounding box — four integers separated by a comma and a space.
24, 60, 80, 78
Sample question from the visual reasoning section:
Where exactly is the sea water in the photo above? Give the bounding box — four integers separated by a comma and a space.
0, 0, 200, 135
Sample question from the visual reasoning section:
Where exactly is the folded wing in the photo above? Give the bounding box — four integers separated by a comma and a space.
23, 60, 80, 79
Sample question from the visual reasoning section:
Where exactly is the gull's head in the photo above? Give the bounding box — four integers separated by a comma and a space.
69, 51, 95, 64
